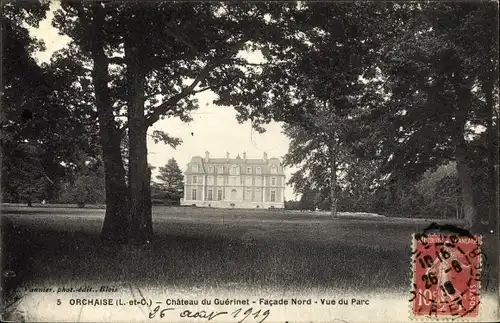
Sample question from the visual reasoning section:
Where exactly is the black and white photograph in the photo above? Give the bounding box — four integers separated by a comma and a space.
1, 1, 499, 322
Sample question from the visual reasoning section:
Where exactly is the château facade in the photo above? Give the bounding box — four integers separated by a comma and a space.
181, 152, 285, 208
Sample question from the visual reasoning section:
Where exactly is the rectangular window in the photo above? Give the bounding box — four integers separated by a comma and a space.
270, 165, 278, 174
256, 167, 262, 174
208, 166, 213, 172
207, 189, 213, 201
217, 176, 223, 186
245, 176, 252, 186
218, 166, 224, 173
254, 188, 261, 202
245, 189, 252, 201
193, 164, 199, 172
230, 165, 239, 175
271, 177, 276, 186
271, 190, 276, 202
247, 167, 252, 174
192, 188, 197, 200
217, 189, 223, 201
255, 176, 262, 186
207, 176, 214, 185
192, 175, 197, 184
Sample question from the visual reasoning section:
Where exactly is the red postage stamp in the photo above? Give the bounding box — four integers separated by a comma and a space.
410, 233, 482, 319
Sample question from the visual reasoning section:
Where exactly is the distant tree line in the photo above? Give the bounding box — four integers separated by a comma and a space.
285, 161, 471, 220
2, 143, 183, 208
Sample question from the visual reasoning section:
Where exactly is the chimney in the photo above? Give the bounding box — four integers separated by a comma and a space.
263, 152, 268, 163
226, 152, 230, 161
243, 152, 247, 160
205, 151, 209, 162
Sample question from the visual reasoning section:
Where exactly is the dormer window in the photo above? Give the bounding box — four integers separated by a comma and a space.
270, 165, 277, 174
192, 164, 199, 172
256, 167, 262, 174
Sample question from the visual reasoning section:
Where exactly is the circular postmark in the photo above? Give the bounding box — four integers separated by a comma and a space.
409, 226, 485, 319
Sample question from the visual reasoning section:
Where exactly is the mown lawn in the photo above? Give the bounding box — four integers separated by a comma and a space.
1, 205, 498, 304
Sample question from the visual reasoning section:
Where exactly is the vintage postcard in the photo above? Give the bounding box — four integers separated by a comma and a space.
1, 1, 498, 322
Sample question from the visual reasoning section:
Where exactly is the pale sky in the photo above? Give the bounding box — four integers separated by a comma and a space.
30, 2, 298, 200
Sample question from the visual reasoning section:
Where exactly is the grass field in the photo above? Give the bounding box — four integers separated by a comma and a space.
1, 205, 498, 303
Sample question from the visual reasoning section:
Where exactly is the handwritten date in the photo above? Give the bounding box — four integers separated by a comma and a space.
149, 306, 270, 323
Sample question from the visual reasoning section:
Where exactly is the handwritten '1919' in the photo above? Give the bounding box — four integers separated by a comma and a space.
148, 306, 270, 323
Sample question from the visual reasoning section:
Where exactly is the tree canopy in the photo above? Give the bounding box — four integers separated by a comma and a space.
1, 1, 101, 205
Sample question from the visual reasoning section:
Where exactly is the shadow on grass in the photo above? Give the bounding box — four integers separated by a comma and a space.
1, 218, 38, 311
2, 225, 411, 290
2, 219, 498, 302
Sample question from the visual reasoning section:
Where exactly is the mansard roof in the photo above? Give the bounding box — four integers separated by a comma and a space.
204, 158, 266, 165
185, 154, 284, 175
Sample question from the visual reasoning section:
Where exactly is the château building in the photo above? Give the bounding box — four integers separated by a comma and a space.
181, 151, 285, 208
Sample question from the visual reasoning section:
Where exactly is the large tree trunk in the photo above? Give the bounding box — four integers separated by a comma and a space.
329, 141, 338, 218
125, 43, 153, 244
99, 132, 129, 243
455, 144, 479, 229
490, 111, 500, 234
483, 73, 497, 229
90, 3, 130, 243
453, 79, 480, 229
